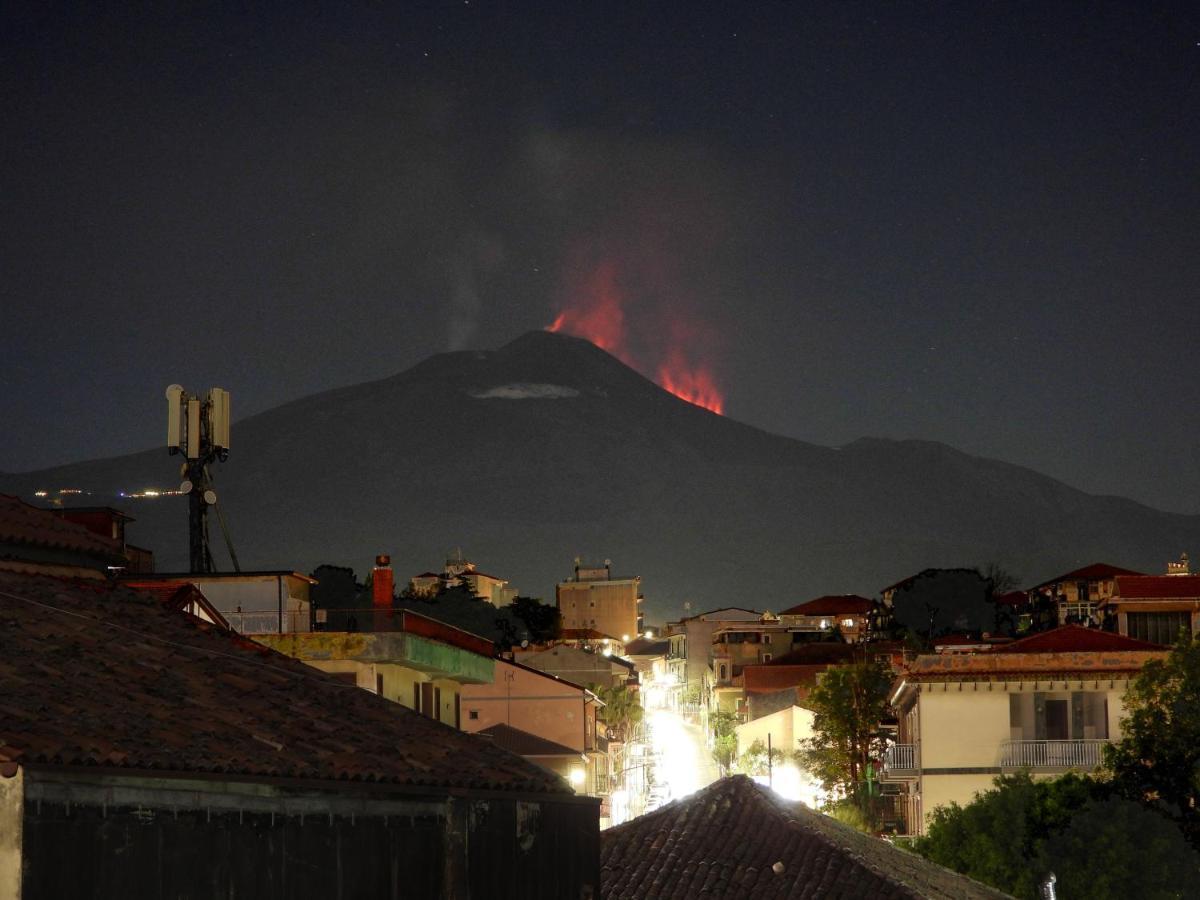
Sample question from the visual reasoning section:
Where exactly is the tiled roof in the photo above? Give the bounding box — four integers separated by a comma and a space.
0, 570, 569, 795
624, 637, 669, 656
1112, 574, 1200, 600
601, 776, 1010, 899
992, 625, 1164, 654
560, 627, 622, 641
477, 723, 581, 758
0, 493, 124, 563
1032, 562, 1143, 589
780, 595, 874, 617
743, 664, 827, 694
763, 643, 857, 666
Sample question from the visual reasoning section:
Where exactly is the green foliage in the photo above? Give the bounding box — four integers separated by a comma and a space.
910, 772, 1199, 899
737, 738, 785, 776
509, 596, 561, 643
710, 710, 739, 776
1103, 634, 1200, 849
795, 657, 892, 817
593, 682, 644, 743
824, 797, 873, 833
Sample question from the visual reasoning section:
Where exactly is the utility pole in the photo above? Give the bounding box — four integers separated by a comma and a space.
166, 385, 232, 573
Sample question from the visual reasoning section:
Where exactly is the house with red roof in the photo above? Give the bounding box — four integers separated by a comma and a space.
1098, 555, 1199, 643
1030, 561, 1144, 626
0, 493, 130, 579
883, 625, 1167, 836
779, 594, 876, 640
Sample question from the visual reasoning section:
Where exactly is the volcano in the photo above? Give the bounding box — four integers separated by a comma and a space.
4, 331, 1199, 620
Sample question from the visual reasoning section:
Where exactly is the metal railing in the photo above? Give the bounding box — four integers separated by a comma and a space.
999, 739, 1109, 770
877, 792, 922, 836
883, 743, 918, 774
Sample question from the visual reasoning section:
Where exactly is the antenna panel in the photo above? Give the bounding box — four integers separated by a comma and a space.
166, 385, 184, 449
208, 387, 231, 450
186, 398, 201, 459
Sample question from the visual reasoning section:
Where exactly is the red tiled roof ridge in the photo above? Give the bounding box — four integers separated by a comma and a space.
0, 493, 124, 561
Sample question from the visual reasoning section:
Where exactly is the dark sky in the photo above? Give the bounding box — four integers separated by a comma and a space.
3, 3, 1198, 512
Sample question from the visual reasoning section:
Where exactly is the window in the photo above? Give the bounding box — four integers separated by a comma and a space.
719, 664, 728, 681
763, 634, 771, 644
421, 683, 436, 719
468, 709, 479, 720
376, 673, 384, 696
762, 653, 772, 663
842, 618, 855, 628
1127, 611, 1192, 645
413, 682, 421, 713
434, 686, 442, 720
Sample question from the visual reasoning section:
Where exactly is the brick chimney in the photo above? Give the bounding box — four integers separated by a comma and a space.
373, 554, 394, 609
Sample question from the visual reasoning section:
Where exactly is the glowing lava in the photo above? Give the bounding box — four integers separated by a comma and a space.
546, 261, 725, 414
656, 348, 725, 415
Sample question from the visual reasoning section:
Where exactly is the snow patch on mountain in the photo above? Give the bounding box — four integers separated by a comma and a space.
470, 383, 581, 400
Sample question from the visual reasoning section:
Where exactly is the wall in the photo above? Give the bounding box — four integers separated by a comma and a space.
0, 765, 21, 900
298, 660, 463, 728
461, 661, 589, 752
919, 687, 1010, 770
18, 770, 600, 900
557, 580, 638, 642
735, 706, 814, 758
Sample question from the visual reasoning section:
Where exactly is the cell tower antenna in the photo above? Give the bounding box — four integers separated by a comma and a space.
166, 385, 236, 573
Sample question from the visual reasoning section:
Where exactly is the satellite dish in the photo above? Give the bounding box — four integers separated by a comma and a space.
179, 480, 193, 494
203, 490, 217, 505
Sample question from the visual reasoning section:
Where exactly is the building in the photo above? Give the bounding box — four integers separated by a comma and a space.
0, 492, 130, 579
885, 625, 1167, 835
0, 569, 600, 900
740, 642, 859, 721
779, 594, 875, 640
556, 559, 641, 643
601, 776, 1007, 899
1101, 556, 1200, 643
409, 549, 518, 606
1030, 562, 1144, 626
516, 643, 634, 689
623, 636, 671, 706
710, 616, 790, 713
461, 658, 610, 801
666, 607, 764, 710
122, 570, 316, 633
46, 505, 155, 572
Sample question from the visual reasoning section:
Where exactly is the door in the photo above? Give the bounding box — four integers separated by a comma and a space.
1044, 699, 1069, 740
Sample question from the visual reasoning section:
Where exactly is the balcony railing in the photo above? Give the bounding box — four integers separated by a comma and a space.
999, 739, 1109, 770
883, 743, 918, 775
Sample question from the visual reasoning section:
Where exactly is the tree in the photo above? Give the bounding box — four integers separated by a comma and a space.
509, 596, 561, 643
796, 656, 892, 822
710, 710, 738, 776
1103, 634, 1200, 849
737, 738, 785, 776
593, 683, 644, 743
910, 772, 1199, 900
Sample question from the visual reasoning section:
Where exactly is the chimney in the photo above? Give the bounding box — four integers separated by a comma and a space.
373, 554, 394, 609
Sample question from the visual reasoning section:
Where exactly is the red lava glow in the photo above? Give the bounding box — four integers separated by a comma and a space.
546, 262, 725, 414
656, 348, 725, 415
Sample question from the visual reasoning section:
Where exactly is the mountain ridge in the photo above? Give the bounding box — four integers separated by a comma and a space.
3, 331, 1196, 618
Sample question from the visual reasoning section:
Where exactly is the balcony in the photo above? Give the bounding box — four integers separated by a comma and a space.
999, 739, 1109, 771
882, 743, 919, 778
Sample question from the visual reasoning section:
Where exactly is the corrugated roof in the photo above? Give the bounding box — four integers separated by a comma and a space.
1113, 574, 1200, 600
0, 570, 569, 795
601, 776, 1010, 899
0, 493, 124, 563
780, 595, 874, 616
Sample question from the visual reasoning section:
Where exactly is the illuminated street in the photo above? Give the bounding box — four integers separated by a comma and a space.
644, 708, 720, 809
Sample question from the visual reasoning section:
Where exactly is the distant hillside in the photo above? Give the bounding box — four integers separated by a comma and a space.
4, 330, 1198, 621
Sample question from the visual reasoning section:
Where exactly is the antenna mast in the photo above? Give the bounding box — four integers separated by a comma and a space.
165, 385, 232, 573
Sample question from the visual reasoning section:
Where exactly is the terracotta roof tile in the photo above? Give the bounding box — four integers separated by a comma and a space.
992, 625, 1164, 654
1033, 563, 1144, 589
0, 493, 124, 562
601, 776, 1010, 899
1113, 574, 1200, 600
781, 595, 874, 616
0, 570, 569, 795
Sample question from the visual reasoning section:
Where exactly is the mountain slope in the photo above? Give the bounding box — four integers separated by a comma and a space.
4, 331, 1197, 619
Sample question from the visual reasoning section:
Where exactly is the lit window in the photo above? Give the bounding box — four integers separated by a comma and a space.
842, 618, 855, 628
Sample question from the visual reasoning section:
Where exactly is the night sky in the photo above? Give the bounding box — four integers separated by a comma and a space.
3, 3, 1198, 512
